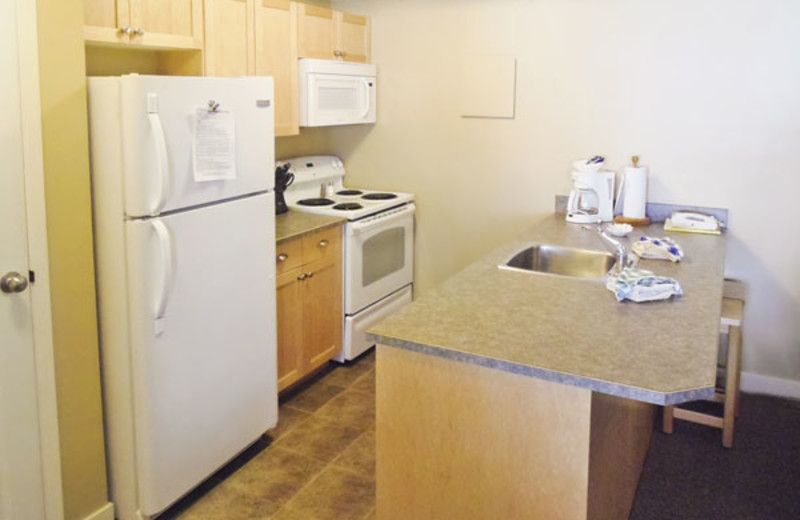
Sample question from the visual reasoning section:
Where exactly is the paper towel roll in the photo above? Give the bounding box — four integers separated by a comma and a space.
622, 166, 648, 219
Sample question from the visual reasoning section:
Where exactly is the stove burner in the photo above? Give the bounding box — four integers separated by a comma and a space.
337, 189, 363, 196
362, 192, 398, 200
298, 198, 335, 206
333, 202, 363, 211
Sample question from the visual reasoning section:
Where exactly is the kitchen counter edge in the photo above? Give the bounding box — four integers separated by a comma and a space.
276, 211, 346, 243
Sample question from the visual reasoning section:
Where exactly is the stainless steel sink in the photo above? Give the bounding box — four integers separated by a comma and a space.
498, 244, 616, 279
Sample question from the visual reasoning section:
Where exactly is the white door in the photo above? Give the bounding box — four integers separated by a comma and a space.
0, 0, 46, 518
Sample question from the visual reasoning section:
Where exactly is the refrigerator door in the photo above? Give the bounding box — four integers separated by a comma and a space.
123, 193, 277, 516
120, 75, 274, 218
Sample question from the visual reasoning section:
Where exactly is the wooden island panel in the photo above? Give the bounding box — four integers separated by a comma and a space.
377, 346, 654, 520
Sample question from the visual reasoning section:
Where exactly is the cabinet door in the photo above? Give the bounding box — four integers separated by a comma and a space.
302, 253, 342, 372
297, 4, 335, 60
336, 12, 370, 63
204, 0, 253, 77
84, 0, 131, 43
129, 0, 204, 49
254, 0, 299, 136
276, 268, 304, 391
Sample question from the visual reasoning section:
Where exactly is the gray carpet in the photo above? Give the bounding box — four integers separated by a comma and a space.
630, 393, 800, 520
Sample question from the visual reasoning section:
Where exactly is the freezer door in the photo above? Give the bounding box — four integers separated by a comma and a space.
124, 193, 277, 516
120, 75, 275, 218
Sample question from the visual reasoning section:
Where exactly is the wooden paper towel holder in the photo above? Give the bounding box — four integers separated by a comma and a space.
615, 155, 650, 226
614, 215, 651, 226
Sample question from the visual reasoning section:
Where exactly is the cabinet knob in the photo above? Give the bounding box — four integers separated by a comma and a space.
277, 253, 288, 263
333, 50, 343, 57
118, 26, 132, 35
297, 273, 307, 281
318, 239, 329, 248
133, 27, 145, 36
306, 272, 314, 279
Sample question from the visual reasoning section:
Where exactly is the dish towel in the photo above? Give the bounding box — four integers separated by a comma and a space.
606, 267, 683, 303
631, 236, 684, 262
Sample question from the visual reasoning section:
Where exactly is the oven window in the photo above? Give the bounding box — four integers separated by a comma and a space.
362, 227, 405, 286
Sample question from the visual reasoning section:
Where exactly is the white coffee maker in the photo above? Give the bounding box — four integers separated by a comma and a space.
566, 170, 615, 224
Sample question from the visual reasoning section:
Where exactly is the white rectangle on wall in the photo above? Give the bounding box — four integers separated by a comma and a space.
460, 55, 516, 119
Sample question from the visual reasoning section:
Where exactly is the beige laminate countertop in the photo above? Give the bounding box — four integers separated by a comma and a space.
275, 211, 345, 243
368, 214, 728, 405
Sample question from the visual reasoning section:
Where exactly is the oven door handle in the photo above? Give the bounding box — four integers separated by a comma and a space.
350, 203, 415, 236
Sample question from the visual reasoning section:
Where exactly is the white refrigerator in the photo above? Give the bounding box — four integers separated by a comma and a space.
87, 74, 277, 520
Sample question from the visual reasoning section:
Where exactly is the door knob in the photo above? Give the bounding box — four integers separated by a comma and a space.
1, 271, 29, 294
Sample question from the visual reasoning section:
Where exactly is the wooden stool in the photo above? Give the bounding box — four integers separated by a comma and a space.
663, 279, 744, 448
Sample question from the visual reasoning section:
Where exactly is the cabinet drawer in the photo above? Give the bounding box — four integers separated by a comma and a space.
302, 226, 340, 264
276, 237, 303, 275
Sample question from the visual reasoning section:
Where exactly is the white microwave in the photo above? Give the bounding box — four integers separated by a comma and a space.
298, 59, 376, 127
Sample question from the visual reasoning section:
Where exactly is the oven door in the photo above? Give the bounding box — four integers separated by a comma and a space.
345, 204, 415, 314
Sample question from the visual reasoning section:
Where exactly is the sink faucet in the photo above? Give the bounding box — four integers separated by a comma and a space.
582, 226, 629, 274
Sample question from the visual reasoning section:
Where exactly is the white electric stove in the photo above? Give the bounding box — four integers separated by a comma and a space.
280, 156, 415, 362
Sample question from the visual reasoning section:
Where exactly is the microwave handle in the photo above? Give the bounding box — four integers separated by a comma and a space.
360, 78, 371, 120
350, 204, 415, 236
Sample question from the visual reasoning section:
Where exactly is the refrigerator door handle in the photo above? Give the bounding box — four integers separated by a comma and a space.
147, 93, 170, 216
150, 219, 173, 332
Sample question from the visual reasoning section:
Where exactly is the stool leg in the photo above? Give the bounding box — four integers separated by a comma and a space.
722, 325, 742, 448
663, 405, 675, 434
735, 329, 743, 418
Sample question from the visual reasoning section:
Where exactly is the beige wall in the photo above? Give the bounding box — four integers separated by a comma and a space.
36, 0, 109, 519
331, 0, 800, 384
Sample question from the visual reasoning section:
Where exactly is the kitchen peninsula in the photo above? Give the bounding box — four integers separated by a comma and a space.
369, 213, 727, 520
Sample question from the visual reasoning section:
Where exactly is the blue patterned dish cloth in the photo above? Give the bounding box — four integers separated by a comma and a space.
631, 236, 684, 262
606, 267, 683, 302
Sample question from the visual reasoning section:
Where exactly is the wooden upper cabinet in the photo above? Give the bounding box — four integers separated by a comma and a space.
255, 0, 299, 136
84, 0, 203, 49
336, 12, 370, 63
204, 0, 253, 77
129, 0, 204, 48
297, 4, 336, 60
298, 4, 370, 63
84, 0, 131, 43
202, 0, 298, 135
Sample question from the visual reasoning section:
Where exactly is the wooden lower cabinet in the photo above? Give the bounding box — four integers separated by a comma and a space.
276, 225, 342, 391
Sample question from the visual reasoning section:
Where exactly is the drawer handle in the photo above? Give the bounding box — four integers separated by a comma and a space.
277, 253, 288, 263
297, 273, 307, 281
318, 239, 329, 248
307, 272, 314, 279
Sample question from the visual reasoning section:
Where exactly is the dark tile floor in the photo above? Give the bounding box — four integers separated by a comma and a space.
159, 348, 800, 520
161, 349, 377, 520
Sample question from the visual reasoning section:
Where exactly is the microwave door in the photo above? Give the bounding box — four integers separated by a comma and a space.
307, 74, 375, 127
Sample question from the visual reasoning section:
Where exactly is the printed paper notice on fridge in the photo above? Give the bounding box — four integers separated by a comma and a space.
193, 108, 237, 182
